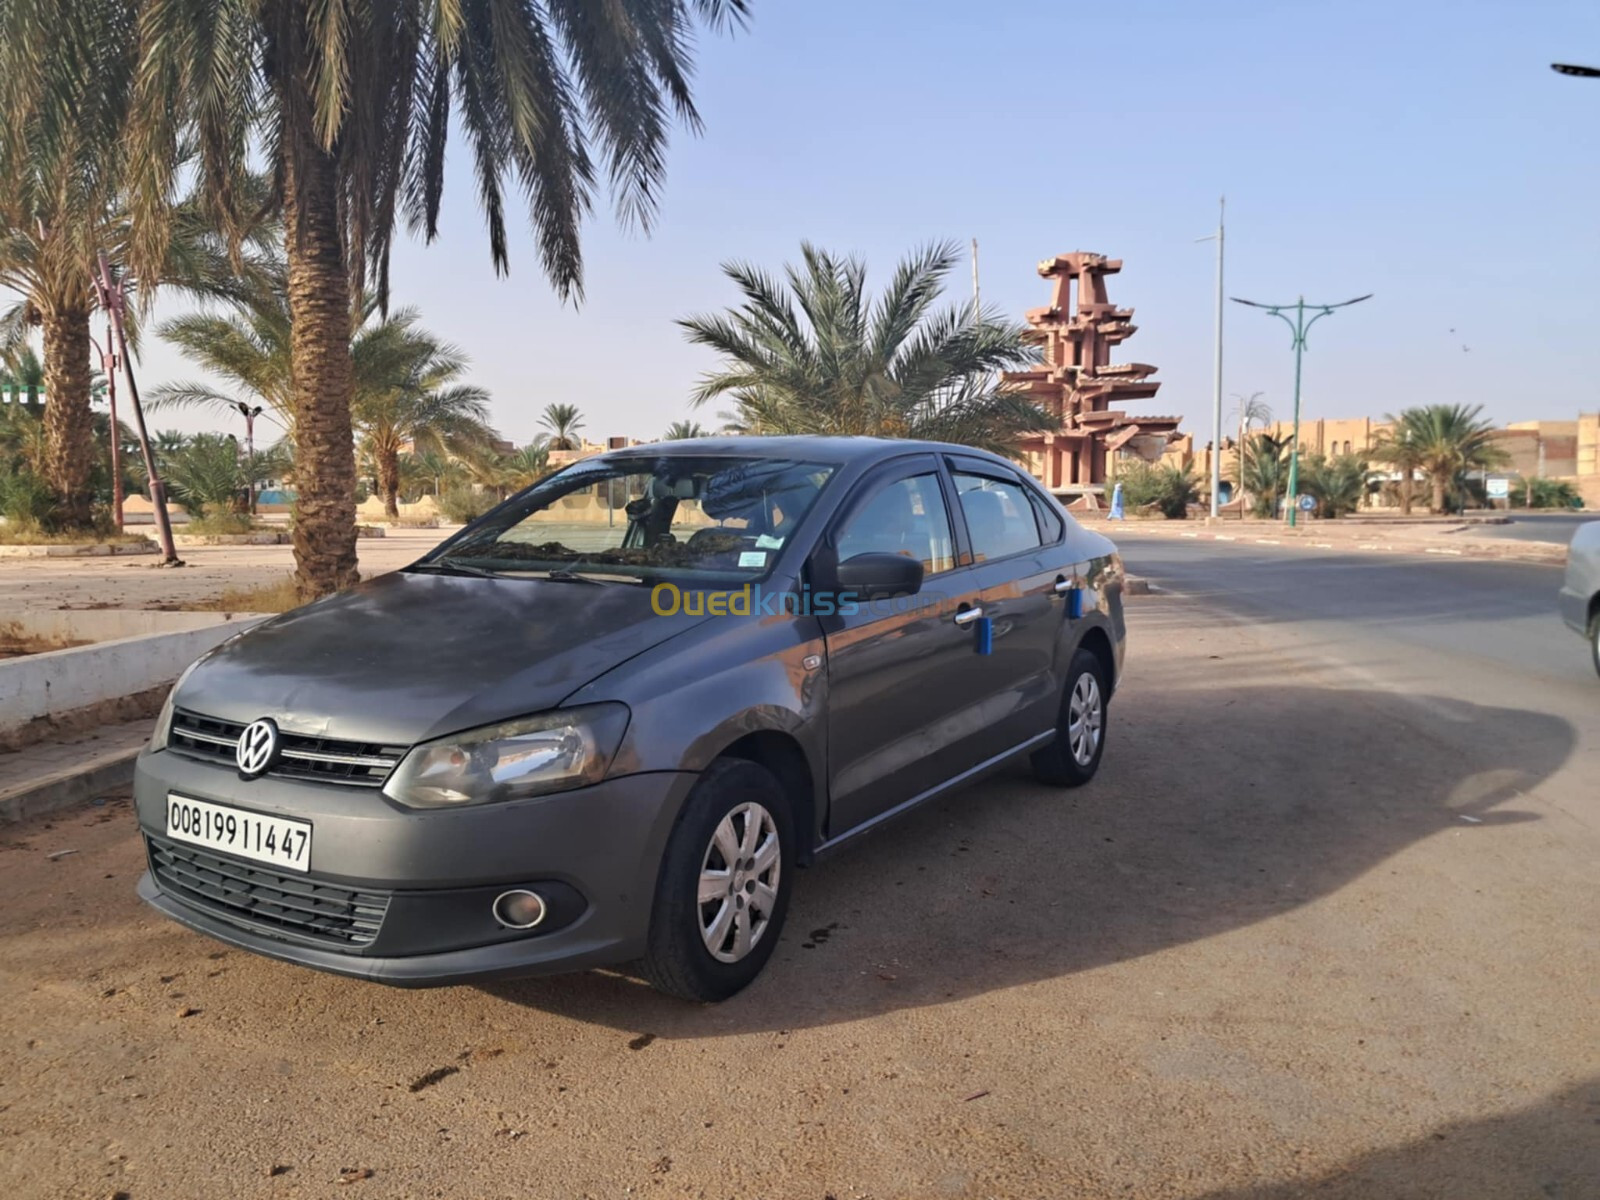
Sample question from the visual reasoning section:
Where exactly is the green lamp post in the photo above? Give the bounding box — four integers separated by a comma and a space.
1230, 294, 1371, 527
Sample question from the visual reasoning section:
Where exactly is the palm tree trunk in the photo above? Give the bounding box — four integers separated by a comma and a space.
379, 448, 401, 520
282, 129, 360, 599
40, 308, 95, 530
1431, 475, 1446, 515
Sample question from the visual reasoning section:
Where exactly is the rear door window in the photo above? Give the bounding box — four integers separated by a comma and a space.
951, 471, 1044, 563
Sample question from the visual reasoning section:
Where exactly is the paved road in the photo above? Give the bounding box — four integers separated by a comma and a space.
1467, 511, 1595, 544
3, 543, 1599, 1198
1115, 532, 1599, 817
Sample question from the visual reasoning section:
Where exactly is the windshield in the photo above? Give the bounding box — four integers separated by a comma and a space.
425, 454, 838, 583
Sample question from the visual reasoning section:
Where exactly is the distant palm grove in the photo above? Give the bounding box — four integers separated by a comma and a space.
0, 3, 1566, 597
0, 0, 749, 598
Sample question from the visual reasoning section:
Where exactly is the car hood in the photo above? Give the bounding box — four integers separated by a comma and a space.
177, 572, 706, 747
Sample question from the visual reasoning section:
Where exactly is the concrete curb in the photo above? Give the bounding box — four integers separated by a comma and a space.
0, 745, 140, 823
0, 542, 156, 558
0, 615, 267, 739
173, 532, 289, 546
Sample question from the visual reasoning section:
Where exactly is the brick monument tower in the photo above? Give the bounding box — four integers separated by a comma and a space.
1003, 252, 1182, 503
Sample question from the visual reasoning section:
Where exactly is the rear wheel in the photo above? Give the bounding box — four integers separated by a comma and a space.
1031, 645, 1109, 788
643, 759, 793, 1002
1590, 612, 1600, 678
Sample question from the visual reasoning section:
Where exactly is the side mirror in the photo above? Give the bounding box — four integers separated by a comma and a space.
835, 552, 924, 601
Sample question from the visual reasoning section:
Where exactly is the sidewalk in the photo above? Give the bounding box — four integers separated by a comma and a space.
0, 718, 150, 823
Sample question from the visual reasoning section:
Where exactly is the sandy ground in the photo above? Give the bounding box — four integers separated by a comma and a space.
0, 528, 453, 614
1, 598, 1597, 1199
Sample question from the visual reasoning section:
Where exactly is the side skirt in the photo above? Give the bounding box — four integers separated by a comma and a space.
813, 730, 1056, 858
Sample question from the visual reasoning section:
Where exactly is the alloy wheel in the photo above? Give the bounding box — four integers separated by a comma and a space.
1067, 672, 1103, 766
697, 802, 781, 963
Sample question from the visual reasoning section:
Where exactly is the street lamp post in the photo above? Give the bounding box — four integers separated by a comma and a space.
1196, 198, 1226, 518
1231, 294, 1372, 527
232, 401, 264, 514
89, 324, 122, 528
1551, 63, 1600, 77
1231, 390, 1265, 516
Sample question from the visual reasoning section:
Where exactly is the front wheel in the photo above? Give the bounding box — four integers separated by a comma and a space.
1031, 646, 1109, 788
1590, 614, 1600, 679
642, 759, 793, 1002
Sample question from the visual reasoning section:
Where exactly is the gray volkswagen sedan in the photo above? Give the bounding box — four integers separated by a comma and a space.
136, 437, 1127, 1001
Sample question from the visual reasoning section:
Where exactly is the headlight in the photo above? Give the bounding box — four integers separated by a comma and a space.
148, 662, 199, 753
381, 703, 631, 809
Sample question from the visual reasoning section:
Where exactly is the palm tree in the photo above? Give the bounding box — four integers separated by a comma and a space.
162, 432, 290, 520
498, 441, 554, 493
125, 1, 746, 598
679, 241, 1050, 456
403, 449, 462, 499
1386, 404, 1508, 514
1296, 452, 1370, 519
0, 2, 275, 530
539, 404, 587, 451
353, 324, 498, 519
1242, 432, 1294, 519
662, 419, 707, 441
1369, 421, 1424, 515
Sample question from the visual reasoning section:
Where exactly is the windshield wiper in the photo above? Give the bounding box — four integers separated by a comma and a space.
530, 568, 648, 585
408, 560, 501, 579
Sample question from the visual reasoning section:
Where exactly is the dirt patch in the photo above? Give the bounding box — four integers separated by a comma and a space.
0, 627, 88, 659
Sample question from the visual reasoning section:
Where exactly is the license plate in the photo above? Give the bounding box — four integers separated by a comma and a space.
165, 794, 312, 873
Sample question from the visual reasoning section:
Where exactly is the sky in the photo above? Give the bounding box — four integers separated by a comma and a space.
127, 0, 1600, 450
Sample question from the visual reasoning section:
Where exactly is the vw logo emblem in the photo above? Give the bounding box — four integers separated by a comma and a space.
236, 718, 279, 777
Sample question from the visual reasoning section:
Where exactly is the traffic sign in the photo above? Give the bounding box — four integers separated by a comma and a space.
1298, 494, 1316, 512
1486, 478, 1510, 500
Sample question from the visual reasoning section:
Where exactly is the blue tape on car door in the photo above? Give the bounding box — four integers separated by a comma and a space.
975, 616, 993, 655
1067, 588, 1084, 619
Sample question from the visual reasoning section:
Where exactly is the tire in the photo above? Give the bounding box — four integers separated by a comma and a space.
1590, 613, 1600, 679
642, 758, 794, 1002
1030, 645, 1109, 788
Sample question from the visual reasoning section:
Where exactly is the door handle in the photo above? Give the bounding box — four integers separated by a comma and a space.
1053, 578, 1074, 594
953, 606, 984, 627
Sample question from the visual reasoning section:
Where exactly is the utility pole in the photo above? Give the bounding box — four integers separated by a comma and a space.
1196, 198, 1225, 518
1232, 293, 1372, 527
92, 252, 181, 564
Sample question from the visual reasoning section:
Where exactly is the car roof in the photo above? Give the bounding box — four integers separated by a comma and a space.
597, 435, 1014, 470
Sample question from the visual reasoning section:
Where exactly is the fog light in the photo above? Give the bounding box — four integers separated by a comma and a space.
492, 889, 547, 930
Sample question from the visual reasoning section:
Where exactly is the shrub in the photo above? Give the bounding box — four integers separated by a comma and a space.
0, 467, 57, 529
1510, 478, 1582, 510
1297, 453, 1370, 519
1118, 462, 1198, 519
437, 485, 496, 524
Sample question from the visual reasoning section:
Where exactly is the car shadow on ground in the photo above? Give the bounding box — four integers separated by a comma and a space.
1186, 1076, 1600, 1199
483, 662, 1574, 1037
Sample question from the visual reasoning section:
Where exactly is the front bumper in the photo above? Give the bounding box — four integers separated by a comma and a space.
134, 747, 698, 986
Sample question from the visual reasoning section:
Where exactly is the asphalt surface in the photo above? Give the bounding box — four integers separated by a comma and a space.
2, 544, 1598, 1198
1466, 512, 1595, 544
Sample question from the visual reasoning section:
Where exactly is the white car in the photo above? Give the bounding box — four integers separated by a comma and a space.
1558, 521, 1600, 676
